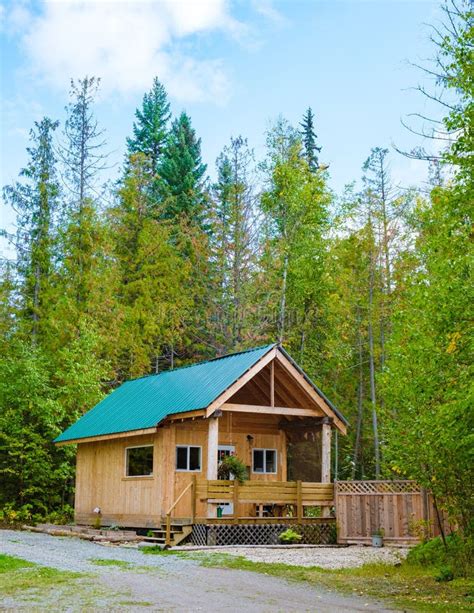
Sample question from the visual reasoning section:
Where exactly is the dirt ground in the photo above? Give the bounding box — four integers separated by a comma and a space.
0, 530, 399, 611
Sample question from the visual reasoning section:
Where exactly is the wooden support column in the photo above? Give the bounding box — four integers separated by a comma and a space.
321, 417, 332, 517
206, 413, 219, 517
270, 360, 275, 407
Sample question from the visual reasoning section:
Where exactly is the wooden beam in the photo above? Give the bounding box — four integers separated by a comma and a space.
270, 361, 275, 408
167, 409, 206, 421
275, 351, 347, 434
279, 417, 330, 430
221, 403, 321, 417
54, 427, 158, 446
206, 347, 277, 417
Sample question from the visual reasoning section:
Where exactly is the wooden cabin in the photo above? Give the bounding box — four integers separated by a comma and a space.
55, 344, 347, 545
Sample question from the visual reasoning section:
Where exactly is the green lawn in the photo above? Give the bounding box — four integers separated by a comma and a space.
142, 548, 474, 612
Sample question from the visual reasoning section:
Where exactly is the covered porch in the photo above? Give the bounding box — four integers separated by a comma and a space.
162, 346, 345, 544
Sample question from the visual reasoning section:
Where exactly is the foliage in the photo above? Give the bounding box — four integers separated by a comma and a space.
217, 455, 248, 484
278, 528, 302, 543
407, 534, 474, 578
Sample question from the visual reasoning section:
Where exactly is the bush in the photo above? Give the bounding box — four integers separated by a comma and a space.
407, 533, 473, 578
279, 528, 302, 544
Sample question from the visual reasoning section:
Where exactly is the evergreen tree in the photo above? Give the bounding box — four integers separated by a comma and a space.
300, 107, 322, 172
126, 77, 171, 176
160, 112, 207, 223
110, 154, 192, 379
3, 117, 60, 341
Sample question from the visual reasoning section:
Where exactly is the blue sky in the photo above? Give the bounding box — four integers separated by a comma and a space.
1, 0, 443, 254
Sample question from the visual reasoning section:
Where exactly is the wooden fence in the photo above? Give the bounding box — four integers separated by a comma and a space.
335, 480, 448, 545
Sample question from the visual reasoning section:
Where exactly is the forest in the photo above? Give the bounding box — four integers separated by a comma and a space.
0, 0, 472, 549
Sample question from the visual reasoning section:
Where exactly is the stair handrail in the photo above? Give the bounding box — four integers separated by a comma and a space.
165, 478, 195, 546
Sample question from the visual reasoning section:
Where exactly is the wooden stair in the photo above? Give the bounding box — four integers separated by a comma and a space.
142, 524, 192, 548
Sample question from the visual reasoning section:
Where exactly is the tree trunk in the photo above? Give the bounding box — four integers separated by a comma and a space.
352, 308, 364, 480
368, 250, 380, 479
278, 251, 289, 344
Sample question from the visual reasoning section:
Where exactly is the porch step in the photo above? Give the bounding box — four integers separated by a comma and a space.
142, 525, 192, 548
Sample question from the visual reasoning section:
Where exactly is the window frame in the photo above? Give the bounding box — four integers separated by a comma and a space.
252, 448, 278, 475
175, 445, 202, 472
124, 444, 154, 478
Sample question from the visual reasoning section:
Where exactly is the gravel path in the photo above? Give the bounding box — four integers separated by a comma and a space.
205, 545, 408, 569
0, 530, 399, 612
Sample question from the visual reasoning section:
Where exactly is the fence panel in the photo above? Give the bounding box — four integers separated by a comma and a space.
335, 480, 447, 545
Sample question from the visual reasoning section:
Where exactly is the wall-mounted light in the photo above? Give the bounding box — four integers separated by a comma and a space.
246, 434, 254, 443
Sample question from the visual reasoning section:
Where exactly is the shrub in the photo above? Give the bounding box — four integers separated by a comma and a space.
407, 533, 473, 578
279, 528, 302, 544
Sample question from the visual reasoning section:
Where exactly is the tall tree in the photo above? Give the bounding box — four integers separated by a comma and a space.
259, 119, 330, 357
211, 136, 259, 349
127, 77, 171, 177
160, 111, 207, 223
61, 77, 107, 215
3, 117, 60, 341
110, 154, 192, 379
300, 107, 322, 172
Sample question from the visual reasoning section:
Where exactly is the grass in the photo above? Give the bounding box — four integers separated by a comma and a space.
90, 558, 132, 568
0, 553, 142, 609
141, 547, 474, 612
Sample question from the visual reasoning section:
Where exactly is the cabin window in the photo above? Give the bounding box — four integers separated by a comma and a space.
125, 445, 154, 477
176, 445, 201, 472
252, 448, 277, 474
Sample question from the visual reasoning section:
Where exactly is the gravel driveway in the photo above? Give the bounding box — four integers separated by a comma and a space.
0, 530, 399, 612
202, 545, 407, 569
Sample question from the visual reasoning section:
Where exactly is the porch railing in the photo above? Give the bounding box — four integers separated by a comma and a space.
196, 480, 334, 521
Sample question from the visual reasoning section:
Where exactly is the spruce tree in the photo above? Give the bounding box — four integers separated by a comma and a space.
300, 107, 321, 172
126, 77, 171, 176
3, 117, 60, 341
160, 112, 207, 223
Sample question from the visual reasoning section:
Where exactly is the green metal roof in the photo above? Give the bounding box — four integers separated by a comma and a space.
55, 344, 276, 443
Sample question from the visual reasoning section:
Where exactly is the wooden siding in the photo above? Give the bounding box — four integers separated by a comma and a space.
74, 411, 289, 527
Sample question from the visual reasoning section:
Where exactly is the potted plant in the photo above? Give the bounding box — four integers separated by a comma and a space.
217, 455, 248, 484
372, 528, 384, 547
279, 528, 302, 545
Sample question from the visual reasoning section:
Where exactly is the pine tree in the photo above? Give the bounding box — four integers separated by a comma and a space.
160, 112, 207, 223
127, 77, 171, 176
300, 107, 322, 172
3, 117, 60, 341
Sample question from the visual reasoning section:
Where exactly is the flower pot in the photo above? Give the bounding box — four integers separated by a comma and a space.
372, 534, 383, 547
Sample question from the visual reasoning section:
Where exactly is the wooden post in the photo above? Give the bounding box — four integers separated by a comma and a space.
165, 513, 171, 547
270, 360, 275, 408
296, 480, 303, 521
321, 418, 332, 518
233, 481, 239, 524
191, 474, 197, 523
206, 414, 219, 517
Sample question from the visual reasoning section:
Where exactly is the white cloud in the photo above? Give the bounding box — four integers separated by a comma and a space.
6, 0, 242, 103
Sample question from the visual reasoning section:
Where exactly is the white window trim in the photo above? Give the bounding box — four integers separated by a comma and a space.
252, 448, 278, 475
175, 445, 202, 472
124, 444, 154, 478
